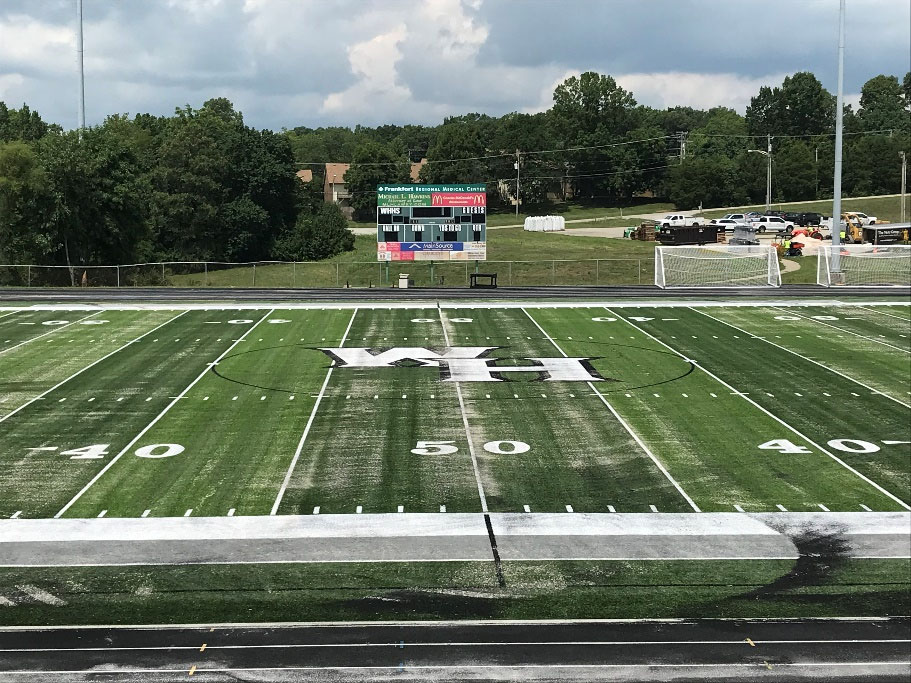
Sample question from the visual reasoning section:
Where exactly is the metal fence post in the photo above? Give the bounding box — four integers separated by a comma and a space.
204, 262, 208, 287
552, 260, 556, 284
27, 265, 31, 287
116, 266, 120, 288
252, 264, 256, 287
595, 259, 599, 285
638, 260, 641, 285
509, 261, 512, 285
161, 263, 165, 282
336, 262, 340, 287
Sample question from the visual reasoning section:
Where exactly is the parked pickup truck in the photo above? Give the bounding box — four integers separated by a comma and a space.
659, 214, 703, 227
751, 215, 794, 234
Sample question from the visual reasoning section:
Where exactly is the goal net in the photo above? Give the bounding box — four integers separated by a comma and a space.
817, 245, 911, 287
655, 245, 781, 288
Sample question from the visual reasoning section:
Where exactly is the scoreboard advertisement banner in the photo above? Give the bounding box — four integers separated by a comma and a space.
377, 184, 486, 262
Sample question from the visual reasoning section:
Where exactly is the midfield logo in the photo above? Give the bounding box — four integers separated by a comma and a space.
319, 347, 606, 383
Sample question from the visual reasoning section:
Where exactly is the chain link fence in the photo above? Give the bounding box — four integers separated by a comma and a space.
0, 259, 652, 288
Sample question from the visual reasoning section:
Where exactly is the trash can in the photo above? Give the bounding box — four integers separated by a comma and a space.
398, 273, 409, 289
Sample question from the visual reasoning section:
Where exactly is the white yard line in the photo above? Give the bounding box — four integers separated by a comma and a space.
770, 305, 910, 354
54, 309, 276, 518
691, 308, 911, 410
0, 312, 188, 424
522, 308, 700, 512
853, 305, 911, 322
270, 309, 358, 516
439, 305, 490, 513
0, 311, 102, 356
606, 307, 911, 511
0, 311, 17, 322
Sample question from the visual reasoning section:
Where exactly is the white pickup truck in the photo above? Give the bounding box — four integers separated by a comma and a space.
659, 214, 703, 227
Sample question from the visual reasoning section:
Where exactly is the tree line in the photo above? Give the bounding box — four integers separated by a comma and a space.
1, 71, 909, 272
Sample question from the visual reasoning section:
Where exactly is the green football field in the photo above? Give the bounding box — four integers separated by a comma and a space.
1, 300, 909, 521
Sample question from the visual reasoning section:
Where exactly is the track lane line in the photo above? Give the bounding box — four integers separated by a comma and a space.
607, 307, 911, 511
269, 308, 357, 516
522, 307, 700, 512
691, 307, 911, 410
0, 311, 102, 356
54, 309, 276, 518
769, 305, 910, 353
0, 312, 188, 424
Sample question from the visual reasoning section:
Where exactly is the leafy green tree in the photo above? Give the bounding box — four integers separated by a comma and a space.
274, 202, 353, 261
552, 72, 637, 136
0, 102, 59, 142
0, 141, 52, 267
772, 140, 815, 201
345, 141, 411, 221
420, 122, 488, 184
858, 75, 909, 133
903, 72, 911, 110
666, 156, 745, 209
746, 72, 834, 137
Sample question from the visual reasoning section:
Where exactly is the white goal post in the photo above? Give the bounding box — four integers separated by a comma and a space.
817, 245, 911, 287
655, 245, 781, 289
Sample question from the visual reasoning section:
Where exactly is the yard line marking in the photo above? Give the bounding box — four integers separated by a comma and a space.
882, 440, 911, 445
734, 505, 745, 512
565, 505, 574, 513
768, 306, 910, 354
312, 506, 320, 515
0, 311, 188, 425
141, 510, 150, 518
270, 308, 358, 516
607, 505, 616, 513
855, 305, 911, 323
523, 505, 531, 513
776, 504, 788, 512
610, 307, 911, 512
26, 447, 57, 452
184, 509, 193, 517
818, 504, 830, 512
10, 512, 21, 519
439, 505, 446, 512
227, 509, 235, 517
0, 311, 102, 357
397, 505, 404, 513
356, 506, 362, 514
439, 306, 489, 513
649, 505, 658, 512
55, 310, 275, 519
860, 504, 872, 512
524, 308, 700, 512
97, 510, 107, 518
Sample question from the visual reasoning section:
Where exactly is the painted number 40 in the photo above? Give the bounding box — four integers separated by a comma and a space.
758, 438, 890, 454
47, 443, 186, 460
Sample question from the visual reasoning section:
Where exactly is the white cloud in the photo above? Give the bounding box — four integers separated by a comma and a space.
321, 25, 411, 116
0, 74, 25, 100
0, 14, 73, 76
614, 72, 791, 113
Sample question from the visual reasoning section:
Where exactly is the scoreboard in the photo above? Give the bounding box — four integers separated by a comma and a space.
376, 184, 486, 261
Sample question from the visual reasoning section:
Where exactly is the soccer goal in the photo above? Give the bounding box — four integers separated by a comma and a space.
655, 245, 781, 288
817, 245, 911, 287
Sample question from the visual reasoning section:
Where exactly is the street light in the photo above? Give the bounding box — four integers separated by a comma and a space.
748, 137, 772, 213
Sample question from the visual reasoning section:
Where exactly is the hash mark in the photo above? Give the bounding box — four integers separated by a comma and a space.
776, 504, 788, 512
607, 505, 616, 513
312, 506, 320, 515
356, 506, 362, 514
523, 505, 531, 513
439, 505, 446, 512
565, 505, 574, 513
860, 504, 872, 512
227, 509, 235, 517
818, 503, 830, 512
184, 509, 193, 517
11, 511, 21, 519
141, 510, 150, 518
397, 505, 404, 513
649, 504, 658, 512
710, 393, 717, 398
97, 510, 107, 518
734, 505, 745, 512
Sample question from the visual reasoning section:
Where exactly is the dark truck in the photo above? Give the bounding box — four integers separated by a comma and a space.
657, 224, 720, 246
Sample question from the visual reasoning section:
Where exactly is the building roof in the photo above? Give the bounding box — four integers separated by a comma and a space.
325, 163, 350, 183
410, 158, 427, 182
296, 169, 313, 183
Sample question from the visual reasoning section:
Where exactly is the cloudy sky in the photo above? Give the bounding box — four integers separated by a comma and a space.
1, 0, 908, 131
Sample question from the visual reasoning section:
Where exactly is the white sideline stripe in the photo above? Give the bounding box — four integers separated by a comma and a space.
440, 306, 489, 513
0, 662, 903, 674
523, 307, 700, 512
769, 305, 910, 354
0, 311, 101, 356
692, 308, 911, 410
3, 638, 907, 653
0, 312, 188, 425
54, 310, 276, 519
608, 307, 911, 512
270, 308, 358, 516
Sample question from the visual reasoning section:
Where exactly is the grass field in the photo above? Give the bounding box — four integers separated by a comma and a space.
1, 298, 909, 624
1, 301, 909, 519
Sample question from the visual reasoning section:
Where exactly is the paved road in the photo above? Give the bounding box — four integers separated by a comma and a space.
0, 618, 907, 681
2, 285, 909, 303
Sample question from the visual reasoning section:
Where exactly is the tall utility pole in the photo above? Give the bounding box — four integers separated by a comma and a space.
514, 149, 521, 217
765, 134, 772, 212
76, 0, 85, 136
678, 131, 687, 164
832, 0, 846, 264
901, 151, 908, 224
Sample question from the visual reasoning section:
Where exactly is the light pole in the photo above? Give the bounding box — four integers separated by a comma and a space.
747, 138, 772, 213
901, 151, 907, 224
76, 0, 85, 137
